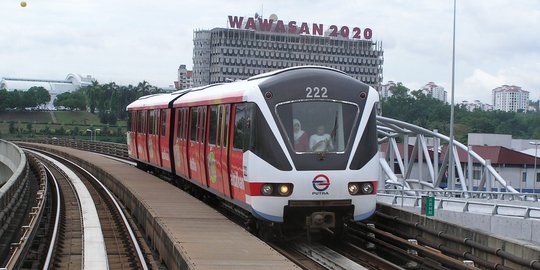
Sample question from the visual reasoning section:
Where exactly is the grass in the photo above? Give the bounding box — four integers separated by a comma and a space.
0, 111, 127, 143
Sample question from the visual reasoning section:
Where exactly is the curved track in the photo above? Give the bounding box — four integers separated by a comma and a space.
25, 148, 150, 269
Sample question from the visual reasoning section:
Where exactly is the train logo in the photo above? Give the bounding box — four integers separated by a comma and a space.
312, 174, 330, 193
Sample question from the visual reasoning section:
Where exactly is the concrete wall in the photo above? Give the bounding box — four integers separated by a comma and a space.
0, 140, 23, 186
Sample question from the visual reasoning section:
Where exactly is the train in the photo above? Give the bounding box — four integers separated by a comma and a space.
126, 66, 379, 237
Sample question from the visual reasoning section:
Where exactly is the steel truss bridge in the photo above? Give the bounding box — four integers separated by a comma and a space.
376, 116, 521, 198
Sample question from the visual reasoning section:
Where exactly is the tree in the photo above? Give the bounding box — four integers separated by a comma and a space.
54, 91, 87, 110
26, 86, 51, 109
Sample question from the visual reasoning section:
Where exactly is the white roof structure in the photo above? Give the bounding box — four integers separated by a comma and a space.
0, 74, 96, 109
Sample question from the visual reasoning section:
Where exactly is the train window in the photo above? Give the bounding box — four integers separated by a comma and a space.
137, 111, 146, 133
276, 101, 358, 153
176, 110, 184, 139
190, 108, 198, 141
127, 112, 133, 132
161, 109, 167, 136
232, 103, 252, 151
222, 105, 230, 148
198, 107, 206, 143
149, 110, 155, 135
209, 106, 218, 146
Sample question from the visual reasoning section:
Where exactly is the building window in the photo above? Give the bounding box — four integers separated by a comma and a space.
522, 171, 527, 182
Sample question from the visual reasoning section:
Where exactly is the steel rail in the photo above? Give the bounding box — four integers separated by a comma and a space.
45, 151, 149, 270
42, 164, 62, 270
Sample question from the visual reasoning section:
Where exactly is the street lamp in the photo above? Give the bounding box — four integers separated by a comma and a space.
95, 128, 101, 141
529, 141, 540, 193
448, 0, 457, 191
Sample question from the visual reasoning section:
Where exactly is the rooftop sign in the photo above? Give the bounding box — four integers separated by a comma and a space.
227, 15, 372, 40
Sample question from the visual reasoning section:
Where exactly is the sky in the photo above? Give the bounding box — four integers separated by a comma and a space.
1, 0, 539, 104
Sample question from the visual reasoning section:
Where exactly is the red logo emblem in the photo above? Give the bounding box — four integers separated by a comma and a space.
312, 174, 330, 191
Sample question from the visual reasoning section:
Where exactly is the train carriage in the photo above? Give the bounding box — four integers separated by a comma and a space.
127, 66, 379, 234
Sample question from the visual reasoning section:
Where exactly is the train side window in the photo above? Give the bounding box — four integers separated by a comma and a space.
149, 110, 155, 135
198, 107, 207, 143
176, 110, 182, 138
127, 112, 132, 132
161, 109, 167, 136
138, 111, 146, 133
222, 105, 230, 149
209, 106, 218, 146
233, 103, 252, 151
182, 108, 188, 139
190, 107, 198, 141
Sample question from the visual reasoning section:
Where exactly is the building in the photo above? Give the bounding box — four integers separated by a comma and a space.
0, 74, 95, 109
192, 14, 384, 91
381, 81, 397, 99
421, 82, 447, 103
460, 100, 493, 111
492, 85, 529, 112
174, 64, 193, 90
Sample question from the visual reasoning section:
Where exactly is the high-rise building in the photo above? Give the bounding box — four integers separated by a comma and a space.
192, 14, 384, 91
381, 81, 398, 99
421, 82, 447, 103
492, 85, 529, 112
174, 64, 193, 90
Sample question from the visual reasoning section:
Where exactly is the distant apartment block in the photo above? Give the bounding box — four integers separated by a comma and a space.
421, 82, 447, 103
492, 85, 529, 112
460, 100, 493, 111
174, 64, 193, 90
381, 81, 397, 99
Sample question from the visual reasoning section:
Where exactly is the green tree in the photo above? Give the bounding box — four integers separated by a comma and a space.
54, 91, 87, 110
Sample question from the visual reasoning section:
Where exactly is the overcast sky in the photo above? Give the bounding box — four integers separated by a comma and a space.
1, 0, 539, 104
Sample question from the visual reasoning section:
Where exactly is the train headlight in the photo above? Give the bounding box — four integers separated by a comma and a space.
360, 183, 374, 194
261, 184, 274, 196
278, 184, 291, 196
348, 183, 360, 195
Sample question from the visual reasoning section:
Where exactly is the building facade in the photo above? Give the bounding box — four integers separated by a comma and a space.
421, 82, 447, 103
174, 64, 193, 90
492, 85, 529, 112
192, 15, 384, 91
460, 100, 493, 111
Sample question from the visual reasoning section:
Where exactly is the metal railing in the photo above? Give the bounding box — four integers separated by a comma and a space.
377, 116, 519, 196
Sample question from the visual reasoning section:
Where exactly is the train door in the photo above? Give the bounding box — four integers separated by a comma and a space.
188, 106, 207, 185
206, 105, 223, 193
159, 109, 172, 171
219, 105, 232, 198
148, 109, 161, 167
127, 111, 137, 158
136, 110, 149, 162
173, 108, 189, 177
228, 103, 251, 201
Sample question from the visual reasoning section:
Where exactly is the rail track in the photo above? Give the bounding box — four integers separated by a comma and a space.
6, 147, 153, 269
12, 139, 529, 270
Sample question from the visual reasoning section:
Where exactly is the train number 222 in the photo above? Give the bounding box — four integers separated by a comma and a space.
305, 87, 328, 98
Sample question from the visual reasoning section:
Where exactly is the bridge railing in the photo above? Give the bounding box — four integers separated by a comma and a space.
377, 192, 540, 219
376, 116, 519, 196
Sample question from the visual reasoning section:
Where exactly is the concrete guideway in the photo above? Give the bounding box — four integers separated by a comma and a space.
30, 150, 109, 269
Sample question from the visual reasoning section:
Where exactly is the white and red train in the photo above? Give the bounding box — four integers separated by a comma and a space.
126, 66, 379, 233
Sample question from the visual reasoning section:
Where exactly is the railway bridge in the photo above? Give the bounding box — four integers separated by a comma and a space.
1, 116, 540, 269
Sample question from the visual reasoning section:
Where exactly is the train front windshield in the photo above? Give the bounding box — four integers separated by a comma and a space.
276, 101, 358, 153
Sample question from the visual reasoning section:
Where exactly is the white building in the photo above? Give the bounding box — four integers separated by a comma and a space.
460, 100, 493, 111
381, 81, 397, 99
174, 64, 193, 90
0, 74, 95, 109
492, 85, 529, 112
421, 82, 447, 102
192, 14, 384, 91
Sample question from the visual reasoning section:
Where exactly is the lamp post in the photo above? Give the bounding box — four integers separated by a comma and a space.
530, 141, 540, 193
95, 128, 101, 141
448, 0, 457, 191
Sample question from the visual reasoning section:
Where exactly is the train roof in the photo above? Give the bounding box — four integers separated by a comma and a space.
127, 66, 355, 110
